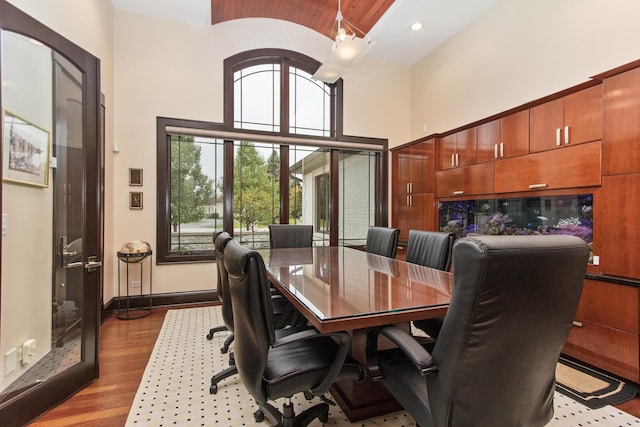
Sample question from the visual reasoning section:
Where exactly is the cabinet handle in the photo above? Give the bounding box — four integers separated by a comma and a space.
494, 144, 498, 159
500, 142, 504, 158
564, 125, 570, 145
407, 182, 410, 193
453, 190, 464, 195
409, 182, 413, 193
406, 195, 410, 207
409, 195, 413, 207
451, 154, 455, 168
556, 128, 561, 146
572, 320, 583, 327
528, 183, 548, 189
456, 153, 459, 166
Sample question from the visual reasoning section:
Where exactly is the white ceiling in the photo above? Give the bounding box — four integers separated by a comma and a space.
110, 0, 499, 66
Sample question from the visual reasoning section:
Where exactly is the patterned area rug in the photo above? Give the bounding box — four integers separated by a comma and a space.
126, 306, 640, 426
556, 357, 639, 409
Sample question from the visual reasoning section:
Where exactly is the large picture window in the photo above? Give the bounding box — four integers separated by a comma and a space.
157, 49, 387, 263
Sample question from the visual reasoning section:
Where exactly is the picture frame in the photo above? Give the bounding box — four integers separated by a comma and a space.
3, 110, 50, 187
129, 168, 143, 186
129, 191, 143, 210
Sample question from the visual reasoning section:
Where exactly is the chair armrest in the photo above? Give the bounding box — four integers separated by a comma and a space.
366, 325, 437, 381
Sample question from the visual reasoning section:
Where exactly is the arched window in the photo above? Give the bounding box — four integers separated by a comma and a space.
157, 49, 387, 262
224, 49, 337, 137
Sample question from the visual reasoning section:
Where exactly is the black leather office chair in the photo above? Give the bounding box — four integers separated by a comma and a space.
365, 226, 400, 258
269, 224, 314, 248
366, 235, 588, 427
405, 230, 455, 271
406, 230, 455, 338
208, 232, 300, 394
225, 239, 366, 426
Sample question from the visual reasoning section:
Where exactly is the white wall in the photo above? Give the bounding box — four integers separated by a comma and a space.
112, 12, 410, 296
409, 0, 640, 140
1, 0, 113, 387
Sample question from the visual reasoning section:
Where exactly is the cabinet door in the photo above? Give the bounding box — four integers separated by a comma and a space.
564, 84, 602, 146
392, 194, 412, 242
599, 174, 640, 278
438, 134, 457, 170
603, 67, 640, 175
392, 193, 436, 243
456, 128, 476, 167
564, 279, 640, 382
435, 163, 494, 197
500, 110, 530, 159
476, 119, 500, 164
529, 97, 564, 153
494, 141, 601, 193
410, 193, 435, 232
410, 140, 435, 194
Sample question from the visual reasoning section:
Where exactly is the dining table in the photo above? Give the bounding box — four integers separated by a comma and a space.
258, 246, 453, 421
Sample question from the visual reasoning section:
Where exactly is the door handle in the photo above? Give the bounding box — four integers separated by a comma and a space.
84, 256, 102, 271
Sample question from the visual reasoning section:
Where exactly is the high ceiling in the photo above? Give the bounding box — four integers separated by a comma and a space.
210, 0, 395, 40
110, 0, 499, 65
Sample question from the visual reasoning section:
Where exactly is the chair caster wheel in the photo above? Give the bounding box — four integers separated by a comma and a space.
206, 332, 213, 340
253, 410, 265, 422
210, 384, 218, 394
318, 413, 329, 423
220, 346, 228, 354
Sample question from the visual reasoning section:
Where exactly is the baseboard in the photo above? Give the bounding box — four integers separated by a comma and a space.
102, 290, 218, 321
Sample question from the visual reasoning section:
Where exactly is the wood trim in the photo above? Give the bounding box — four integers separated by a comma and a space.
103, 290, 217, 313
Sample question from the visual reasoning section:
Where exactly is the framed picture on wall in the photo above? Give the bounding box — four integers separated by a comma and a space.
129, 191, 143, 210
2, 110, 50, 187
129, 168, 143, 186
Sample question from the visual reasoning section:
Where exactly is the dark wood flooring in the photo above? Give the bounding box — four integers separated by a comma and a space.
26, 303, 640, 425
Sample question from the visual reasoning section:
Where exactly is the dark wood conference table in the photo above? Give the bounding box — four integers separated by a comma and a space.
259, 246, 453, 421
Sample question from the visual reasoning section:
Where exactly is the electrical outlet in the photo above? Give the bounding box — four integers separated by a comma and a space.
4, 348, 17, 375
130, 280, 142, 288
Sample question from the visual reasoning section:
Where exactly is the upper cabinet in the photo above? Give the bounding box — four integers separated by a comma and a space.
438, 128, 476, 170
529, 85, 603, 153
392, 139, 435, 195
476, 110, 530, 163
603, 67, 640, 176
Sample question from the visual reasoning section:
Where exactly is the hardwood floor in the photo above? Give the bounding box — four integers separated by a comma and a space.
26, 303, 640, 426
28, 304, 215, 427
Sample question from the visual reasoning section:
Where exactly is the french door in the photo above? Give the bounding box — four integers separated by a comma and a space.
0, 2, 103, 425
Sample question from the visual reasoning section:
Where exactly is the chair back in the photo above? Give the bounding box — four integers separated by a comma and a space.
405, 230, 455, 271
224, 239, 276, 405
365, 226, 399, 258
269, 224, 313, 248
428, 235, 588, 426
214, 231, 234, 330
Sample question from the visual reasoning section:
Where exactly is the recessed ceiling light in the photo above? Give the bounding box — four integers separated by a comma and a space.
410, 22, 424, 31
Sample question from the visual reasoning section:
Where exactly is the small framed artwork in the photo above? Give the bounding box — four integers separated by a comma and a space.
129, 168, 143, 186
129, 191, 143, 210
3, 110, 50, 187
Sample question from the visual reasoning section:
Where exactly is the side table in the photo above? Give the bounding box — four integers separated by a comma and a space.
117, 250, 152, 319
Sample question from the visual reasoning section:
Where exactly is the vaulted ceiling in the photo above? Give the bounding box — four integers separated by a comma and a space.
210, 0, 395, 39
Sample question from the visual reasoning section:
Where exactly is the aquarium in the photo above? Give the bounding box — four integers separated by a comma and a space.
439, 194, 593, 261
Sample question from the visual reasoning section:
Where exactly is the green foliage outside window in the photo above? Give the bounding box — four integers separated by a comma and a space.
170, 135, 215, 232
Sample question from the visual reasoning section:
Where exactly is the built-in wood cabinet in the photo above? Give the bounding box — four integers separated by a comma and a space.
392, 59, 640, 383
529, 85, 602, 153
494, 141, 601, 193
391, 139, 436, 242
476, 110, 530, 163
435, 162, 494, 198
563, 279, 640, 382
438, 128, 476, 170
603, 66, 640, 176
